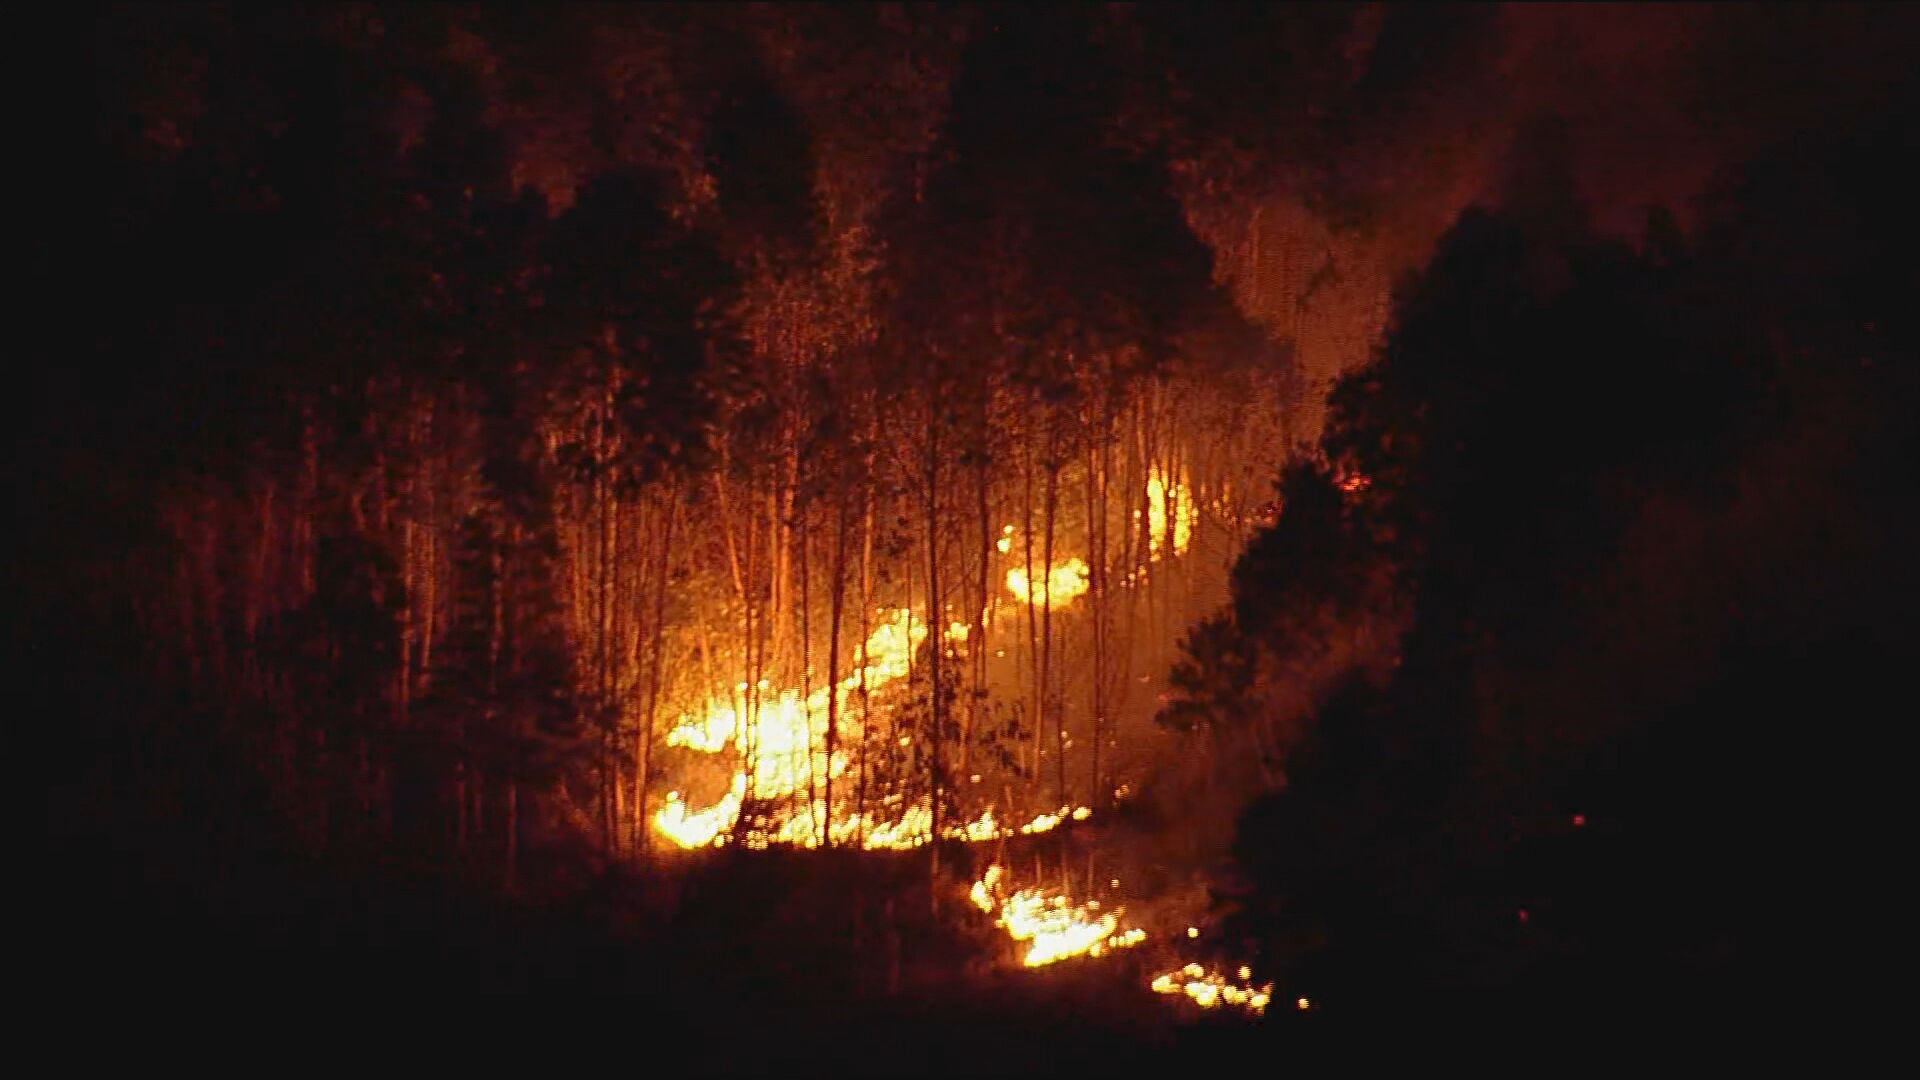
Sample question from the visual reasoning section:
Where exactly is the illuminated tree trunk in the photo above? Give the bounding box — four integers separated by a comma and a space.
1086, 430, 1105, 810
713, 447, 746, 605
597, 370, 618, 853
902, 494, 917, 825
970, 390, 991, 781
1042, 409, 1062, 809
855, 432, 877, 847
1021, 394, 1041, 789
798, 491, 817, 839
822, 488, 847, 848
637, 487, 675, 857
776, 424, 799, 697
738, 475, 760, 840
925, 389, 944, 861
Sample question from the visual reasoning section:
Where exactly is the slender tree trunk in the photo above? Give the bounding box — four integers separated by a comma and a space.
799, 492, 816, 840
855, 451, 876, 847
1021, 396, 1041, 791
713, 451, 746, 605
823, 490, 847, 848
970, 389, 990, 780
739, 476, 760, 842
637, 487, 676, 856
776, 427, 798, 692
1042, 416, 1061, 810
1086, 434, 1103, 811
925, 390, 944, 876
597, 370, 617, 853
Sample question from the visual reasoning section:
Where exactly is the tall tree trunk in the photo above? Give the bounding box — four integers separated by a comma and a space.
1042, 414, 1061, 810
925, 390, 944, 874
637, 487, 676, 856
970, 388, 990, 781
1086, 433, 1103, 811
738, 476, 760, 841
597, 370, 617, 853
1021, 395, 1041, 791
855, 446, 876, 847
798, 492, 816, 839
823, 489, 847, 847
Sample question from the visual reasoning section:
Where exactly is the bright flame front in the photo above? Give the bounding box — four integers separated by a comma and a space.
1145, 467, 1195, 560
653, 466, 1195, 849
656, 608, 928, 848
1005, 558, 1090, 607
971, 863, 1147, 968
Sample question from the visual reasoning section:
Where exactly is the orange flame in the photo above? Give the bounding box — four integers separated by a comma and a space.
655, 470, 1187, 848
970, 862, 1147, 968
1005, 558, 1090, 607
655, 608, 928, 848
1144, 467, 1195, 560
1148, 962, 1274, 1014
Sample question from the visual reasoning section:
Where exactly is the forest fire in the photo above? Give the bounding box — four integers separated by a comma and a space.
970, 863, 1270, 1013
653, 464, 1195, 849
1004, 558, 1091, 608
1145, 468, 1196, 559
971, 864, 1148, 968
78, 3, 1910, 1056
1148, 963, 1275, 1015
654, 570, 1109, 849
657, 607, 929, 848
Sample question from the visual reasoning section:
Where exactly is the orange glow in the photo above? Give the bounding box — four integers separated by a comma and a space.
1145, 467, 1195, 559
654, 780, 745, 849
970, 864, 1004, 913
1005, 558, 1090, 607
1148, 962, 1274, 1014
971, 863, 1147, 968
655, 608, 932, 848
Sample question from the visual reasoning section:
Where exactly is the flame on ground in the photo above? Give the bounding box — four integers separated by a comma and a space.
1005, 558, 1090, 607
655, 778, 746, 849
971, 865, 1276, 1018
971, 863, 1147, 968
656, 608, 927, 848
1148, 962, 1274, 1015
655, 466, 1191, 849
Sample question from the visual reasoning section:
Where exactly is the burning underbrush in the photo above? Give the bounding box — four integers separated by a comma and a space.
969, 862, 1149, 967
954, 818, 1274, 1019
642, 799, 1277, 1026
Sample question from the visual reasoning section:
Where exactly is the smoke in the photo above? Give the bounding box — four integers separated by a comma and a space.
1359, 3, 1911, 233
282, 4, 1911, 444
1188, 3, 1916, 433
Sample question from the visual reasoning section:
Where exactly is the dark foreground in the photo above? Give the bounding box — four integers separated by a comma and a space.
45, 781, 1803, 1074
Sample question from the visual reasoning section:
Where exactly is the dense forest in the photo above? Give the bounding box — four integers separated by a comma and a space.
72, 3, 1304, 876
47, 2, 1918, 1058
